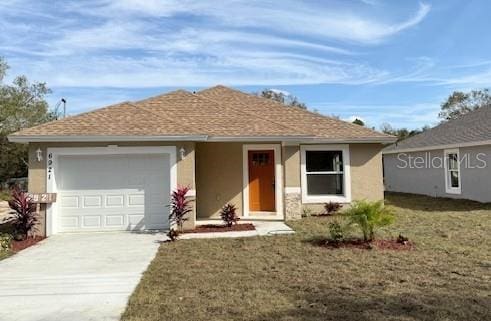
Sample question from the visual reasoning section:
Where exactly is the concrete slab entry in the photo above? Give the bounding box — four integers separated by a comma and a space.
181, 221, 294, 239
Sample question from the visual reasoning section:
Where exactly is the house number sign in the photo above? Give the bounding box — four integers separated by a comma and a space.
28, 193, 57, 204
47, 152, 54, 181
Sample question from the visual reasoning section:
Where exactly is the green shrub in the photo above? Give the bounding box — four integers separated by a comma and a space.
328, 221, 345, 242
344, 200, 395, 242
0, 233, 12, 252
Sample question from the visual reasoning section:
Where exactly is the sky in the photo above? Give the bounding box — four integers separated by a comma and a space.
1, 0, 491, 130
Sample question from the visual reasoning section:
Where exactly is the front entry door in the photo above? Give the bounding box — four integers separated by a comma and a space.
248, 150, 275, 212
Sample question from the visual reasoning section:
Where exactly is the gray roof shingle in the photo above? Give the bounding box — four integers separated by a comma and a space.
384, 105, 491, 152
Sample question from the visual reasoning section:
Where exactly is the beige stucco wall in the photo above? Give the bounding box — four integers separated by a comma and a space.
195, 142, 244, 218
283, 145, 300, 187
349, 143, 384, 201
27, 141, 196, 235
26, 140, 384, 233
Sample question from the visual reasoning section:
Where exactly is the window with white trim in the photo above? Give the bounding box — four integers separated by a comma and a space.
444, 149, 461, 194
305, 151, 344, 195
300, 145, 351, 203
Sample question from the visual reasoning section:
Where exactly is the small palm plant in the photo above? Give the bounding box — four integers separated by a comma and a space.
344, 200, 395, 242
168, 186, 192, 234
7, 187, 38, 240
220, 204, 239, 227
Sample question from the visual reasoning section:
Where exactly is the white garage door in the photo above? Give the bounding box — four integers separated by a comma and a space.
56, 153, 170, 232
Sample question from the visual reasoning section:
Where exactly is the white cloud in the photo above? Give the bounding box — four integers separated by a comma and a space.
0, 0, 431, 88
268, 88, 291, 96
314, 102, 441, 129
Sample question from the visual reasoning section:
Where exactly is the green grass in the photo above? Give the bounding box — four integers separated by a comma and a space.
121, 193, 491, 321
0, 190, 9, 201
0, 250, 11, 260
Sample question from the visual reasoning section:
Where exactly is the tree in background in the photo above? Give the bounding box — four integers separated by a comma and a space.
380, 123, 429, 142
439, 89, 491, 121
0, 58, 54, 184
352, 118, 365, 126
258, 89, 307, 109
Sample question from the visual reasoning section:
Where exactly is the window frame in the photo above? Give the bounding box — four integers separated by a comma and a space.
444, 148, 462, 194
300, 144, 351, 204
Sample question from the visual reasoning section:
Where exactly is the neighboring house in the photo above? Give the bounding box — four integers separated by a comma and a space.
383, 106, 491, 203
9, 86, 395, 236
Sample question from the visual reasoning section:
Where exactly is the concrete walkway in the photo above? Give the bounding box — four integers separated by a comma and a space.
181, 221, 294, 239
0, 232, 165, 321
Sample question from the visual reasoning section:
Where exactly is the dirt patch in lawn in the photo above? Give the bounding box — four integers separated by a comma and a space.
311, 238, 415, 251
11, 236, 45, 253
184, 223, 255, 233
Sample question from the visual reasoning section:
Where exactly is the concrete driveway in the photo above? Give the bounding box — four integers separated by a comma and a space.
0, 232, 166, 321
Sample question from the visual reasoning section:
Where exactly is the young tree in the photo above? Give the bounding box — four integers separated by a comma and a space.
380, 123, 427, 142
258, 89, 307, 109
352, 118, 365, 126
0, 58, 54, 184
439, 89, 491, 121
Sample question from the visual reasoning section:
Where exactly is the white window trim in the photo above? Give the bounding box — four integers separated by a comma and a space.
444, 148, 462, 195
242, 144, 283, 219
300, 144, 351, 204
45, 146, 177, 236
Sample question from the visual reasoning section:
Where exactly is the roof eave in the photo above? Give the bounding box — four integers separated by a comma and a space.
382, 139, 491, 154
8, 134, 397, 144
7, 135, 209, 144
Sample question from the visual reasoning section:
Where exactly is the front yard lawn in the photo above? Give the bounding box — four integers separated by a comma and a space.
122, 193, 491, 321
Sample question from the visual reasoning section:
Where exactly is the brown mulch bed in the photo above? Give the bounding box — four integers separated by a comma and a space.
314, 238, 414, 251
184, 223, 255, 234
11, 236, 45, 253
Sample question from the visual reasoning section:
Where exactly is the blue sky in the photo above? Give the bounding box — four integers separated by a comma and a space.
1, 0, 490, 130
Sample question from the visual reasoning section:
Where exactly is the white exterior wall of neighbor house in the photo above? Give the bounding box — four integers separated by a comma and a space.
383, 144, 491, 203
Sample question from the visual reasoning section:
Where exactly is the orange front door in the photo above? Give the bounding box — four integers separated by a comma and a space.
248, 150, 275, 212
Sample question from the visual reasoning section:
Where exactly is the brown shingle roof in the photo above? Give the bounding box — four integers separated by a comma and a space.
198, 86, 393, 141
10, 85, 395, 143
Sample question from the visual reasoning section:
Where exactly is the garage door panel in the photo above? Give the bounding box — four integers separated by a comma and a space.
105, 195, 125, 207
60, 195, 79, 208
82, 196, 103, 208
82, 216, 101, 228
105, 215, 124, 227
56, 153, 171, 232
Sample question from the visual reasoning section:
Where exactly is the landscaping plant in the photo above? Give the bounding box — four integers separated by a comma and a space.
0, 233, 12, 252
167, 229, 179, 242
168, 186, 192, 233
7, 187, 38, 240
324, 202, 342, 215
344, 200, 395, 242
328, 220, 345, 243
220, 203, 239, 227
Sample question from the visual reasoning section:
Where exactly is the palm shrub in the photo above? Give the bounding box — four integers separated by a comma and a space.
7, 187, 38, 240
344, 200, 395, 242
220, 204, 239, 227
168, 186, 192, 233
